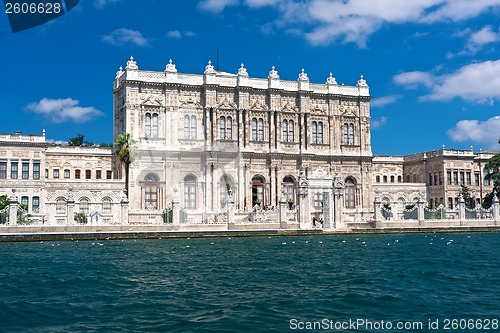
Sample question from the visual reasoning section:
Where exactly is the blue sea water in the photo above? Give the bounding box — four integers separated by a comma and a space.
0, 232, 499, 332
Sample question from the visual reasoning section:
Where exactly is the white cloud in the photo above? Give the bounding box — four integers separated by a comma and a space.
393, 71, 435, 89
93, 0, 121, 9
371, 116, 388, 129
371, 95, 401, 108
466, 25, 500, 53
198, 0, 238, 13
447, 116, 500, 149
101, 28, 150, 47
166, 30, 196, 39
26, 98, 103, 123
198, 0, 500, 47
394, 60, 500, 102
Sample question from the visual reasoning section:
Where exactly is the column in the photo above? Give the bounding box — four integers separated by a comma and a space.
121, 190, 129, 225
298, 171, 311, 229
458, 193, 465, 225
9, 193, 18, 226
172, 186, 180, 225
492, 191, 499, 225
417, 196, 425, 227
227, 189, 235, 224
279, 190, 287, 229
374, 197, 382, 228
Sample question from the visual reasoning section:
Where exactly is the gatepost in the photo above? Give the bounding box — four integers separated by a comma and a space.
458, 193, 465, 226
279, 190, 287, 229
9, 192, 18, 226
67, 187, 75, 225
373, 196, 382, 229
227, 189, 235, 224
121, 189, 129, 225
172, 186, 180, 225
298, 171, 311, 229
493, 191, 499, 225
417, 194, 425, 227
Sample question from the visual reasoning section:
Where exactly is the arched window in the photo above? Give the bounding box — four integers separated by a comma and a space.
21, 196, 29, 210
257, 118, 264, 141
343, 123, 354, 145
289, 120, 294, 142
220, 174, 234, 207
397, 197, 406, 213
344, 177, 356, 209
144, 174, 159, 209
312, 121, 317, 143
56, 198, 66, 214
220, 116, 232, 140
184, 175, 197, 209
220, 116, 225, 139
282, 120, 288, 142
317, 121, 323, 144
252, 118, 257, 140
251, 175, 265, 206
184, 115, 197, 139
145, 113, 151, 137
152, 113, 158, 138
102, 197, 112, 214
226, 116, 232, 140
79, 197, 90, 214
282, 176, 295, 202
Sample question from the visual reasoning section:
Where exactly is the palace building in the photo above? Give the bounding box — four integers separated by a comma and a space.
0, 56, 497, 227
113, 57, 374, 224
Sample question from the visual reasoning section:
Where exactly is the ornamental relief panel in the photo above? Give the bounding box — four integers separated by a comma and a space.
140, 94, 164, 107
249, 93, 268, 111
217, 93, 237, 109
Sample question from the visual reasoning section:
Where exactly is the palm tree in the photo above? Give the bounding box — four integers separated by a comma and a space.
114, 133, 134, 196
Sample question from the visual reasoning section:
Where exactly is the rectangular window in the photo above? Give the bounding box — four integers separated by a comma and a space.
466, 172, 471, 185
453, 171, 458, 185
53, 169, 59, 178
22, 162, 29, 179
428, 173, 433, 186
11, 162, 18, 179
75, 169, 81, 179
33, 162, 40, 180
45, 169, 48, 178
447, 171, 452, 185
32, 196, 40, 212
96, 170, 102, 179
434, 173, 438, 186
0, 162, 6, 179
448, 197, 453, 209
106, 170, 112, 179
21, 196, 29, 210
439, 172, 443, 185
314, 192, 324, 208
85, 170, 91, 179
474, 173, 480, 186
459, 171, 465, 185
64, 169, 70, 178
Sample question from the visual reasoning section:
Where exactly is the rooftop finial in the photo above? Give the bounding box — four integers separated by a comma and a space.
268, 65, 279, 80
205, 60, 216, 74
326, 72, 337, 85
238, 63, 248, 77
165, 58, 177, 73
357, 74, 367, 87
126, 56, 138, 70
298, 68, 309, 81
115, 66, 124, 79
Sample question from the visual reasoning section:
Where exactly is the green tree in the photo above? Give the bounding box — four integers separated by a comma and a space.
0, 195, 8, 224
68, 133, 85, 146
460, 185, 474, 208
0, 195, 8, 210
482, 139, 500, 208
114, 133, 134, 195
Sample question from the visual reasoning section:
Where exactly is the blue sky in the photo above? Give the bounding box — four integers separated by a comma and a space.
1, 0, 500, 155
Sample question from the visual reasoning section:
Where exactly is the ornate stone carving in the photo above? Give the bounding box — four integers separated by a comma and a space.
298, 68, 309, 82
125, 56, 138, 70
312, 167, 327, 178
326, 72, 337, 85
357, 75, 368, 87
268, 66, 279, 80
165, 59, 177, 73
115, 66, 123, 79
237, 63, 248, 77
204, 60, 216, 75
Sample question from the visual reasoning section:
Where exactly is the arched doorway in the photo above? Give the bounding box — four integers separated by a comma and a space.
251, 175, 265, 207
282, 175, 296, 207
